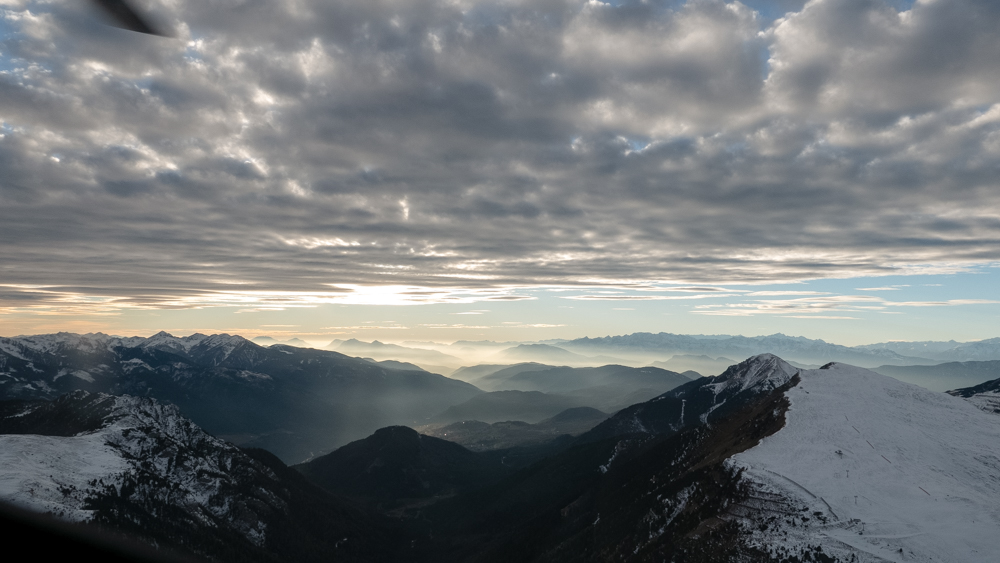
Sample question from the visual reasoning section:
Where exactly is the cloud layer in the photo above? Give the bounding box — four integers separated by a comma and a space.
2, 0, 1000, 313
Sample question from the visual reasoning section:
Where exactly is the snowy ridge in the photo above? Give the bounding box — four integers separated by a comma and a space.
0, 331, 249, 358
583, 353, 801, 440
708, 353, 798, 395
0, 392, 282, 546
0, 331, 252, 401
0, 339, 29, 361
1, 332, 119, 355
140, 330, 210, 352
728, 363, 1000, 562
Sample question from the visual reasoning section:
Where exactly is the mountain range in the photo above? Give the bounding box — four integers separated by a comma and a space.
857, 337, 1000, 361
560, 332, 941, 367
4, 333, 1000, 562
0, 332, 480, 463
238, 333, 1000, 392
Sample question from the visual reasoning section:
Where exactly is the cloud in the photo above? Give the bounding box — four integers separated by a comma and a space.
321, 325, 407, 330
744, 291, 831, 296
562, 293, 740, 301
1, 0, 1000, 317
496, 323, 566, 328
856, 287, 899, 291
888, 299, 1000, 307
646, 286, 740, 292
780, 315, 858, 320
417, 323, 490, 329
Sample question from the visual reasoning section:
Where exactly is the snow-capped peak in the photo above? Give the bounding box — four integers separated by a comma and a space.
140, 331, 209, 351
708, 353, 798, 395
136, 332, 249, 362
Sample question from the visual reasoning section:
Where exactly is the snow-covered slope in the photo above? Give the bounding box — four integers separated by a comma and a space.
0, 391, 275, 543
729, 363, 1000, 562
0, 431, 128, 521
0, 391, 400, 562
961, 391, 1000, 415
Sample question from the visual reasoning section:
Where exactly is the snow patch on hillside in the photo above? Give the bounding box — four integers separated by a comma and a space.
730, 363, 1000, 562
53, 369, 94, 382
0, 340, 28, 361
120, 358, 153, 373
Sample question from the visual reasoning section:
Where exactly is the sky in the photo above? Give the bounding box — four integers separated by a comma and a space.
1, 0, 998, 346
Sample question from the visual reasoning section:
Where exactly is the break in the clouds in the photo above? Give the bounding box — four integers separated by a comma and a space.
2, 0, 1000, 316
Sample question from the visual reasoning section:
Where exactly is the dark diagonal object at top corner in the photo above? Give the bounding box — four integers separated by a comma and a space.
90, 0, 167, 36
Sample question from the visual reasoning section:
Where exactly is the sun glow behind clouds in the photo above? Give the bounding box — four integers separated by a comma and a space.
0, 284, 537, 313
1, 270, 998, 346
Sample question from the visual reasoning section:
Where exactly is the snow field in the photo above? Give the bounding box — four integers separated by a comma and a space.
0, 432, 127, 521
731, 363, 1000, 562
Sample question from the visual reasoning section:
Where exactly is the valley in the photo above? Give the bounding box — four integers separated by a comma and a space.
2, 331, 1000, 562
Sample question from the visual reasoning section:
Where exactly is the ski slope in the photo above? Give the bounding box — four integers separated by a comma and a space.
730, 363, 1000, 562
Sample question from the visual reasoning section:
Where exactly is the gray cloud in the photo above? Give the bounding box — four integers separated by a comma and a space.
2, 0, 1000, 312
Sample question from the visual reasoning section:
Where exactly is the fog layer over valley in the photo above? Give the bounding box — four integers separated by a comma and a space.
5, 330, 1000, 466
